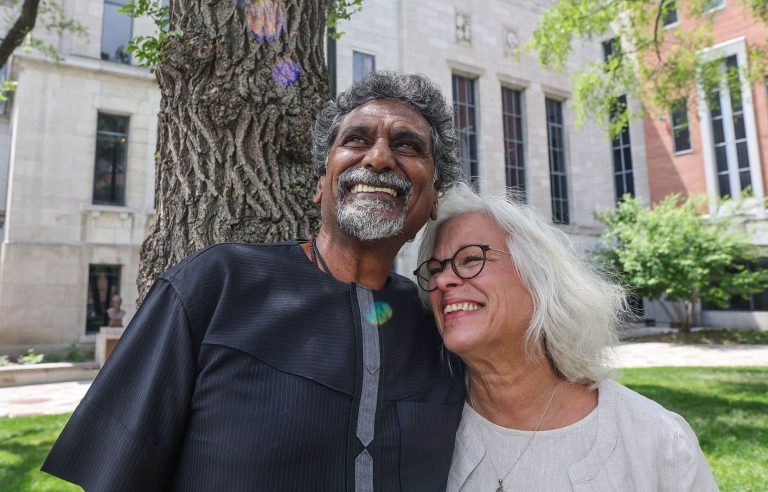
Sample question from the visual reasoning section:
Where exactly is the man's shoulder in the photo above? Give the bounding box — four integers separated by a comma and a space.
161, 241, 300, 282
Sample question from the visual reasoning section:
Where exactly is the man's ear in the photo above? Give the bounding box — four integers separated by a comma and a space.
313, 176, 325, 204
429, 193, 438, 220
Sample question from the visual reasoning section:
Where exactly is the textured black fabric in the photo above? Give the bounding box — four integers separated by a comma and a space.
42, 242, 464, 491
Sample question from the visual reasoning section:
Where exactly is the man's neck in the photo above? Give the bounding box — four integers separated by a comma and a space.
312, 229, 403, 290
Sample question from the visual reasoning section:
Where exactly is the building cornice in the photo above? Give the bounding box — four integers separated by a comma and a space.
12, 53, 157, 84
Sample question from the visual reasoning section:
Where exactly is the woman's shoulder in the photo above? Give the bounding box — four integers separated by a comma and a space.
599, 379, 708, 462
594, 380, 718, 489
602, 379, 693, 432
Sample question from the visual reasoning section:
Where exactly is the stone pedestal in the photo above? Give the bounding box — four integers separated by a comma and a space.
96, 327, 125, 367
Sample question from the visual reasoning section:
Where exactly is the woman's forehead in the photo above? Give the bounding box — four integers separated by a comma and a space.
434, 212, 505, 250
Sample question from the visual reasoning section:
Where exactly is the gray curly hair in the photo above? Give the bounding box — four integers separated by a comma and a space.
312, 71, 463, 190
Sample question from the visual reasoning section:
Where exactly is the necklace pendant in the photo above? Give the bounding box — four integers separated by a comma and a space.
496, 479, 504, 492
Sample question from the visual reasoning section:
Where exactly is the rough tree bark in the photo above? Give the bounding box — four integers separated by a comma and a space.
137, 0, 329, 300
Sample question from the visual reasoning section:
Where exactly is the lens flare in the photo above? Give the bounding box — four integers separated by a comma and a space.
243, 0, 285, 42
367, 302, 394, 325
272, 58, 301, 86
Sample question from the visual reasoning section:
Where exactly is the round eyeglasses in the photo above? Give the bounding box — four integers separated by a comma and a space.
413, 244, 510, 292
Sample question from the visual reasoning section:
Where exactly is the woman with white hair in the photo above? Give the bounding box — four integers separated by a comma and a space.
415, 183, 717, 491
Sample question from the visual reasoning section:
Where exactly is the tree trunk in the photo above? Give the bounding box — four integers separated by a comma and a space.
679, 300, 693, 333
137, 0, 329, 300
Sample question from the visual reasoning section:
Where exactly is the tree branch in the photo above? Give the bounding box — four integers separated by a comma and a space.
652, 0, 665, 63
0, 0, 42, 69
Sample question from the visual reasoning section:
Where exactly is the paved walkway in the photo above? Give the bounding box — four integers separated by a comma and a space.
1, 343, 767, 418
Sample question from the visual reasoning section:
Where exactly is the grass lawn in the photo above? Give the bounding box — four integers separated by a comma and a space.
626, 328, 768, 345
0, 413, 79, 491
619, 366, 768, 492
0, 367, 765, 491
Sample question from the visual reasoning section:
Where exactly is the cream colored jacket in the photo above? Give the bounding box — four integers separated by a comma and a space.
447, 380, 719, 491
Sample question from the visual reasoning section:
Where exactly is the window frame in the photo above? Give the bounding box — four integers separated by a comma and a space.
501, 86, 526, 199
671, 99, 692, 154
610, 95, 635, 202
662, 0, 679, 27
452, 73, 480, 180
92, 112, 130, 206
86, 264, 122, 334
101, 0, 134, 65
352, 50, 376, 83
545, 97, 569, 224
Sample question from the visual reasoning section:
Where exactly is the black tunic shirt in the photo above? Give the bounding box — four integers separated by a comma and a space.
42, 242, 464, 491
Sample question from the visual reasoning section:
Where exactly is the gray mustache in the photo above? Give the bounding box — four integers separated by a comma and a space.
337, 168, 413, 198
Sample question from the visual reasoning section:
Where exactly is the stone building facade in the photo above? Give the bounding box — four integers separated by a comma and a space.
0, 0, 648, 353
334, 0, 649, 273
0, 1, 160, 354
642, 0, 768, 328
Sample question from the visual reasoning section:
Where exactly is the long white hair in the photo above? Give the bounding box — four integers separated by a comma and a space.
417, 182, 626, 385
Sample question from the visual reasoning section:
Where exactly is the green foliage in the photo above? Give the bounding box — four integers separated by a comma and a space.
16, 348, 44, 365
526, 0, 768, 137
597, 195, 768, 328
9, 0, 88, 62
620, 367, 768, 491
64, 342, 86, 363
120, 0, 182, 69
326, 0, 365, 38
44, 352, 61, 363
0, 355, 9, 367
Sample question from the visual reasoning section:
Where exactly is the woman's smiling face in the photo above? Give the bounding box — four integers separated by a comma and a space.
428, 212, 534, 359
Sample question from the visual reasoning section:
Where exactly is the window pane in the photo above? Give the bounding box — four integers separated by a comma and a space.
712, 119, 724, 143
452, 74, 479, 179
101, 0, 133, 64
663, 0, 678, 25
93, 113, 129, 205
86, 265, 121, 334
673, 128, 690, 152
715, 146, 728, 172
546, 98, 568, 224
352, 51, 375, 83
717, 173, 731, 198
733, 114, 745, 140
502, 87, 525, 198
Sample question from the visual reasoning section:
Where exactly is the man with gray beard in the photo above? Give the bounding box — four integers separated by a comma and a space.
43, 71, 465, 492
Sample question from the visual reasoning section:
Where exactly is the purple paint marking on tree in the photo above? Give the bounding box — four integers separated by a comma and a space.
244, 0, 285, 42
272, 59, 302, 86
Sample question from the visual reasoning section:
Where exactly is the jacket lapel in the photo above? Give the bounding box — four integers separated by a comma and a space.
446, 407, 486, 492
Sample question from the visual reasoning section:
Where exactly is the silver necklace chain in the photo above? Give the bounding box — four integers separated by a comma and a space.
467, 380, 561, 492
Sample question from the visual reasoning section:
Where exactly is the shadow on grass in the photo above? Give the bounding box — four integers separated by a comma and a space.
0, 414, 79, 491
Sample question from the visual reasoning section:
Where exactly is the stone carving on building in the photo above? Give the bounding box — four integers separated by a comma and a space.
504, 27, 518, 56
455, 12, 471, 43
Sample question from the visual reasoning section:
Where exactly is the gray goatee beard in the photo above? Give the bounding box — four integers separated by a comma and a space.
336, 168, 413, 241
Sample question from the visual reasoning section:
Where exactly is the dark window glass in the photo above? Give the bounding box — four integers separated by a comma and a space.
610, 95, 634, 202
546, 98, 568, 224
671, 99, 691, 152
352, 51, 375, 83
663, 0, 678, 25
502, 87, 525, 199
101, 0, 133, 64
602, 38, 619, 64
704, 0, 725, 11
86, 265, 121, 334
452, 74, 479, 179
93, 113, 129, 205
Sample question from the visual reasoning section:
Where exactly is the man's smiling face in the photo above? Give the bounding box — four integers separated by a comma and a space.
314, 99, 438, 241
